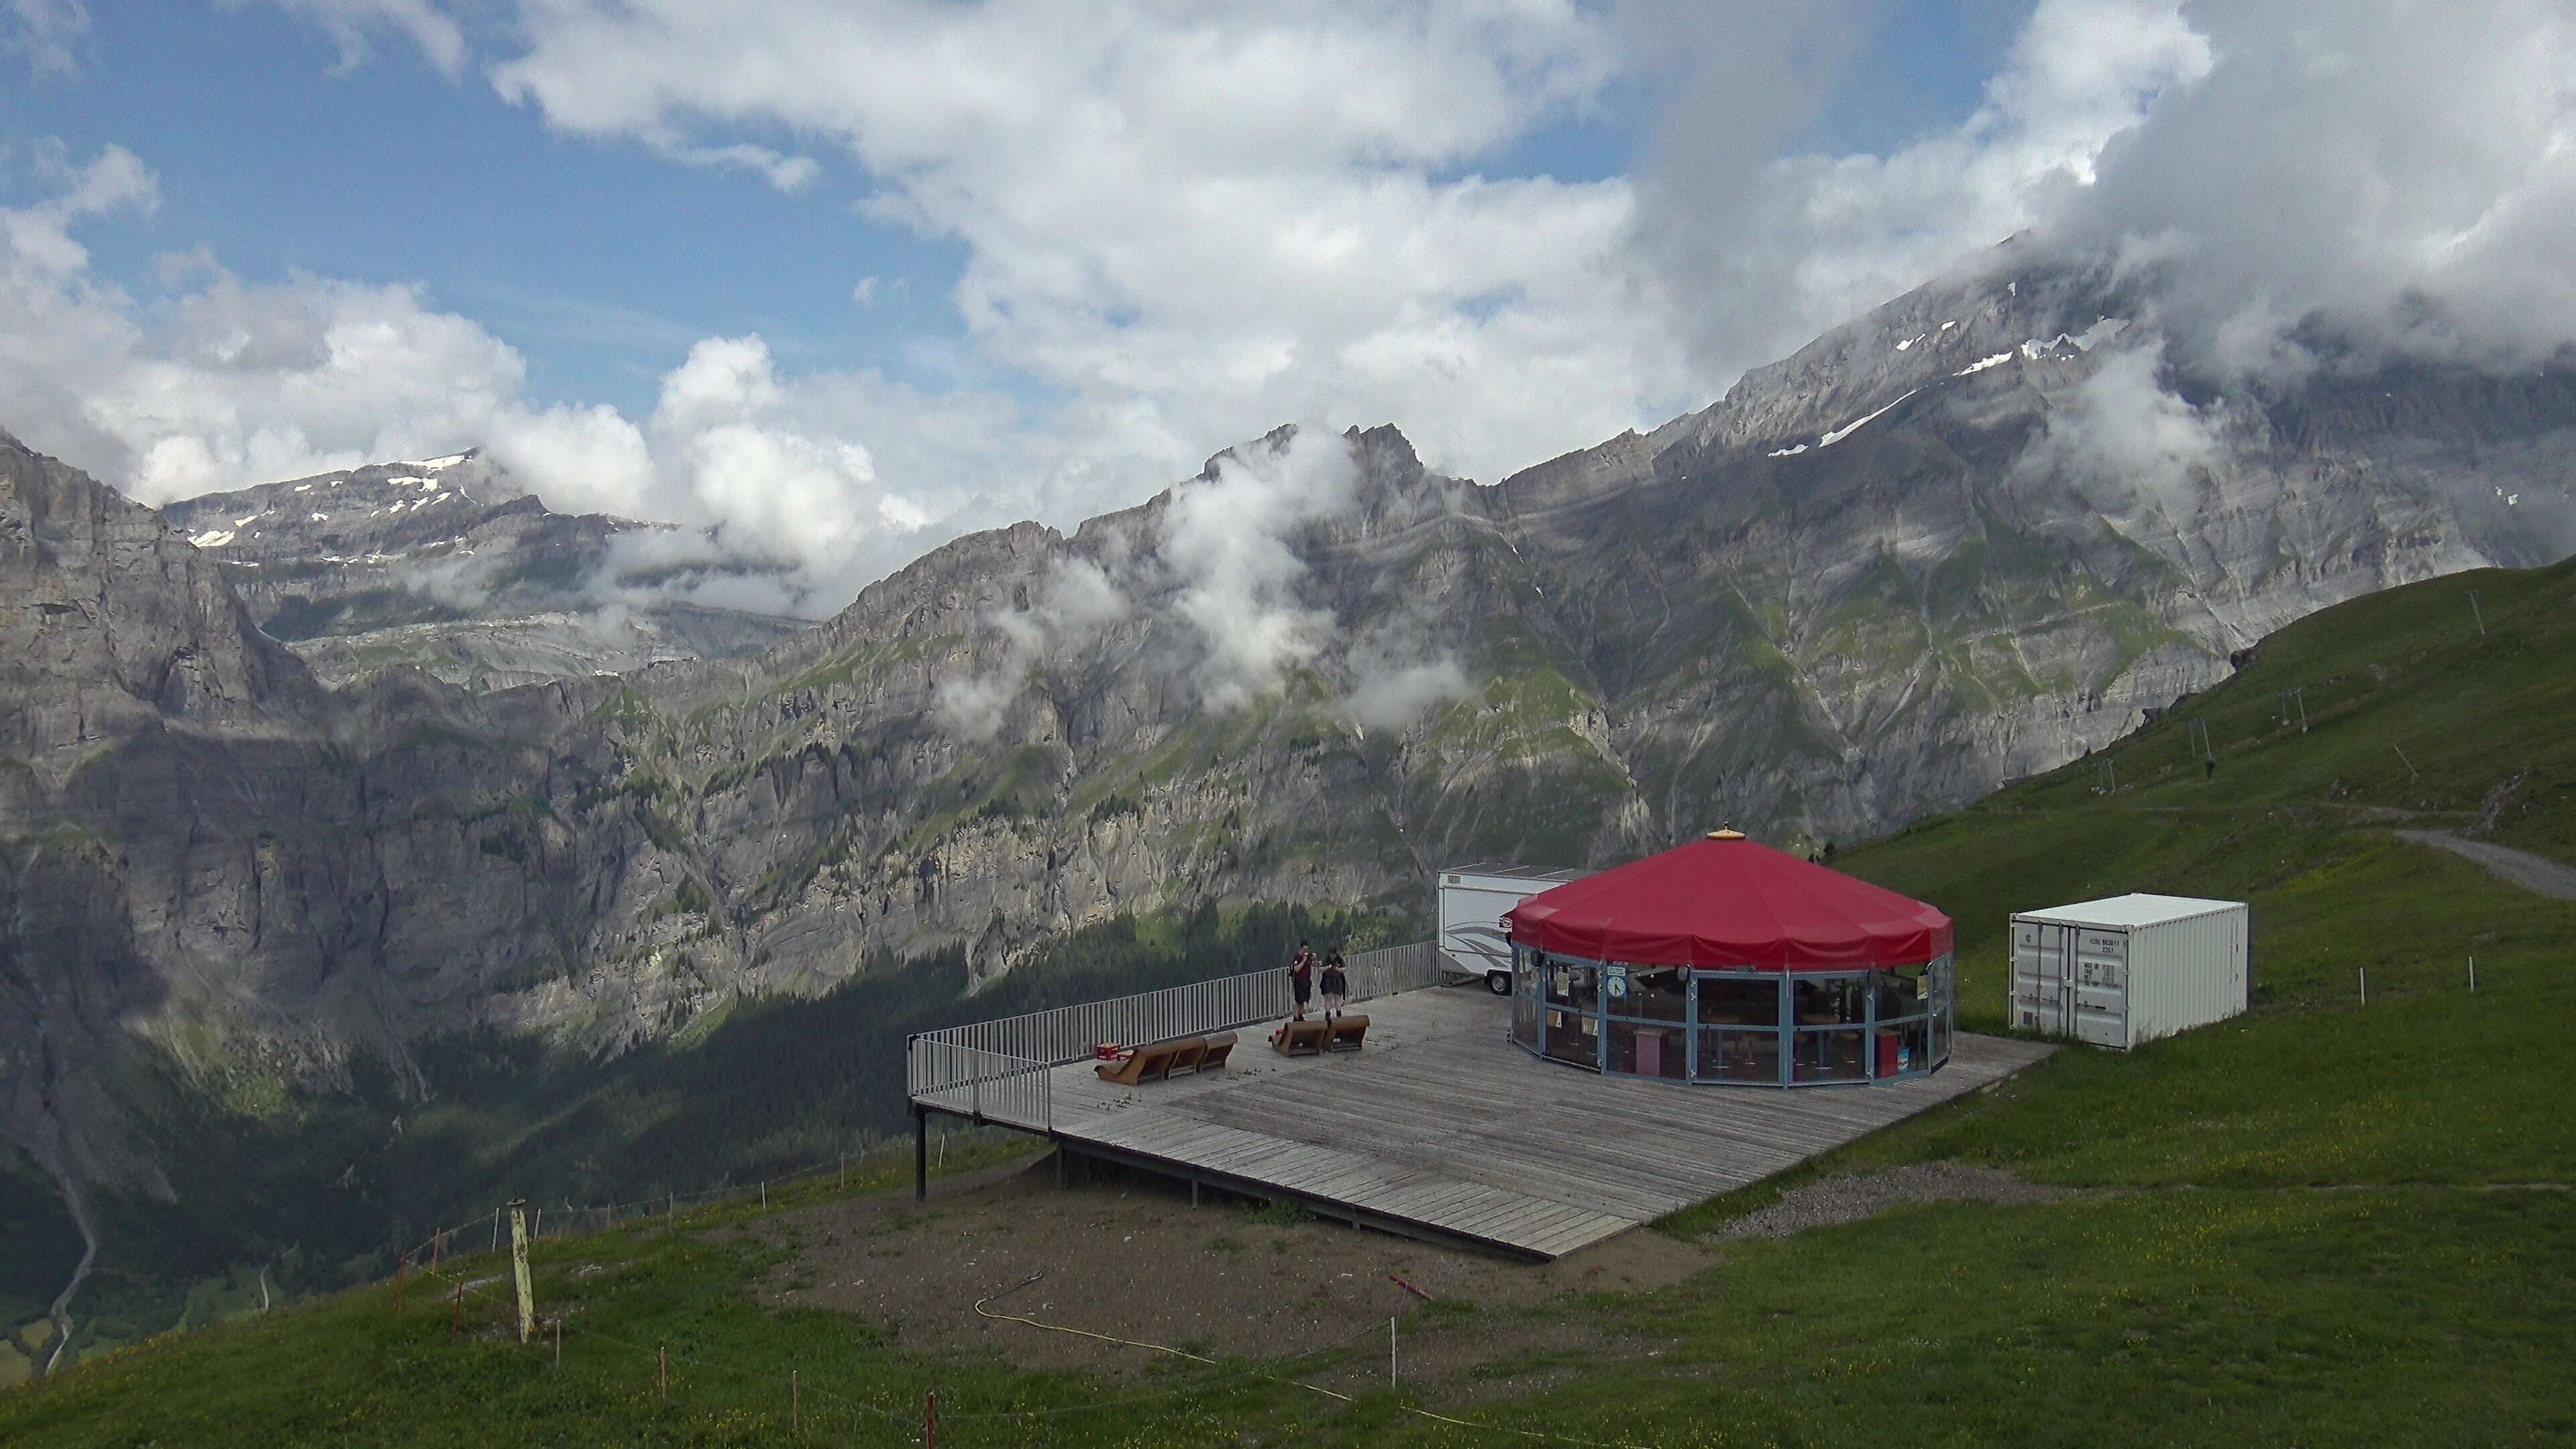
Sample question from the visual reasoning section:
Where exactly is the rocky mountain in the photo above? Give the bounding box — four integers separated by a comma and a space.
157, 453, 810, 690
6, 241, 2576, 1358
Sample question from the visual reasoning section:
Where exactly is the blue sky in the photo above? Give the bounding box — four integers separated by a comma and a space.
2, 2, 2019, 426
1, 3, 969, 419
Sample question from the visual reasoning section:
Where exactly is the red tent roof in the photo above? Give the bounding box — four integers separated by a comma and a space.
1503, 832, 1953, 971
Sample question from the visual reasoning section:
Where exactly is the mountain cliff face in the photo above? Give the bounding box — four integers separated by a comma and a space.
157, 453, 809, 690
6, 246, 2576, 1339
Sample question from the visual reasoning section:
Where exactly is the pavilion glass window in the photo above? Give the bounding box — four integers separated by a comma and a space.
1541, 957, 1601, 1069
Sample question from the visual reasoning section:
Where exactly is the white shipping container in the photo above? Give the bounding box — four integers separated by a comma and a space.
1438, 865, 1590, 994
2008, 894, 2249, 1049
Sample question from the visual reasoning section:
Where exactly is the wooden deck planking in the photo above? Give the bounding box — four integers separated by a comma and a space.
919, 988, 2051, 1258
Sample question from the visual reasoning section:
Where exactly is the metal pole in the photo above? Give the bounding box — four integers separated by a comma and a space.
915, 1106, 929, 1201
791, 1369, 800, 1432
2394, 745, 2419, 782
2469, 956, 2477, 992
926, 1391, 937, 1449
2359, 967, 2368, 1006
659, 1344, 667, 1399
2469, 590, 2486, 635
508, 1200, 534, 1344
1391, 1317, 1397, 1388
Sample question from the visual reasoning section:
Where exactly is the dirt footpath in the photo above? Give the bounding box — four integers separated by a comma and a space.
2396, 829, 2576, 900
753, 1154, 1717, 1388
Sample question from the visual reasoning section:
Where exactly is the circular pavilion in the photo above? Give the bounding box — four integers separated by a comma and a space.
1501, 830, 1955, 1087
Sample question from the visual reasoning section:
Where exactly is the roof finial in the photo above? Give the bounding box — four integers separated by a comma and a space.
1707, 826, 1745, 841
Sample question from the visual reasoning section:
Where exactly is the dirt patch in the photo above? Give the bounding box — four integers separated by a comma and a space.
1703, 1163, 2074, 1240
751, 1155, 1716, 1392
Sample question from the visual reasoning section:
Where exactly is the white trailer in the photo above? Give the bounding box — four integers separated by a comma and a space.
1438, 865, 1589, 994
2008, 894, 2249, 1049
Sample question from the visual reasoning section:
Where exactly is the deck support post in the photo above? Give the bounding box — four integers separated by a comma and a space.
913, 1106, 927, 1201
1190, 1178, 1200, 1208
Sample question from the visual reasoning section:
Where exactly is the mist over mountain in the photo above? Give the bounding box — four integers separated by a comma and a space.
152, 451, 812, 690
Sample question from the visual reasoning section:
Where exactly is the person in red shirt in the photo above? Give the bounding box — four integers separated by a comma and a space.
1287, 941, 1316, 1020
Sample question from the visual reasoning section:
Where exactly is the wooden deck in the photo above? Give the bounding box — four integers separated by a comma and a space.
914, 988, 2053, 1260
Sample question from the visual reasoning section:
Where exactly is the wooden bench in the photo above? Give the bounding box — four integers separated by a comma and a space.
1269, 1019, 1332, 1057
1197, 1032, 1238, 1071
1093, 1031, 1236, 1085
1324, 1014, 1369, 1052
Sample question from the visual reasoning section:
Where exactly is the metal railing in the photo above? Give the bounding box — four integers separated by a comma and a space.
904, 941, 1446, 1131
905, 1040, 1055, 1132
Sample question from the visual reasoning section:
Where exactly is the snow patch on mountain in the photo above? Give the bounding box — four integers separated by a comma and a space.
1817, 390, 1917, 448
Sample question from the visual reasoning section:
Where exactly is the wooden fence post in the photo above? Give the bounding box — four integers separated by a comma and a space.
508, 1200, 535, 1344
659, 1343, 668, 1399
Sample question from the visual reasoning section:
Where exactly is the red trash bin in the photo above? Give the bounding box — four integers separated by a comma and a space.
1875, 1030, 1900, 1077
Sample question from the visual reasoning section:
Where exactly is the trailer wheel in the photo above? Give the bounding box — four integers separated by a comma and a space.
1486, 971, 1511, 996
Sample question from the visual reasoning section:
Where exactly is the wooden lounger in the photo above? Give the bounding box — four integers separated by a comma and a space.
1094, 1041, 1163, 1085
1324, 1014, 1369, 1052
1269, 1019, 1332, 1057
1093, 1030, 1237, 1084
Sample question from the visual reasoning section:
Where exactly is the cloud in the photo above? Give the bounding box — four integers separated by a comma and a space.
478, 1, 1691, 494
258, 0, 470, 78
1155, 426, 1360, 709
1342, 627, 1474, 731
1631, 0, 2576, 392
650, 140, 823, 193
934, 556, 1132, 741
2019, 338, 2224, 515
1631, 0, 2214, 384
17, 0, 2575, 655
4, 0, 87, 76
0, 145, 1021, 613
2049, 0, 2576, 378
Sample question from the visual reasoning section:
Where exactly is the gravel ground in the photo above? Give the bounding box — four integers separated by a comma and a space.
2395, 829, 2576, 900
750, 1154, 1715, 1387
1704, 1163, 2074, 1240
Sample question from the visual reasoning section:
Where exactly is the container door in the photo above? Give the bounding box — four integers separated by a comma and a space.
2072, 929, 2130, 1047
2012, 921, 2076, 1036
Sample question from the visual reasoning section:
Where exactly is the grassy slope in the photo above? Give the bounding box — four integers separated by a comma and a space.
7, 562, 2575, 1444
